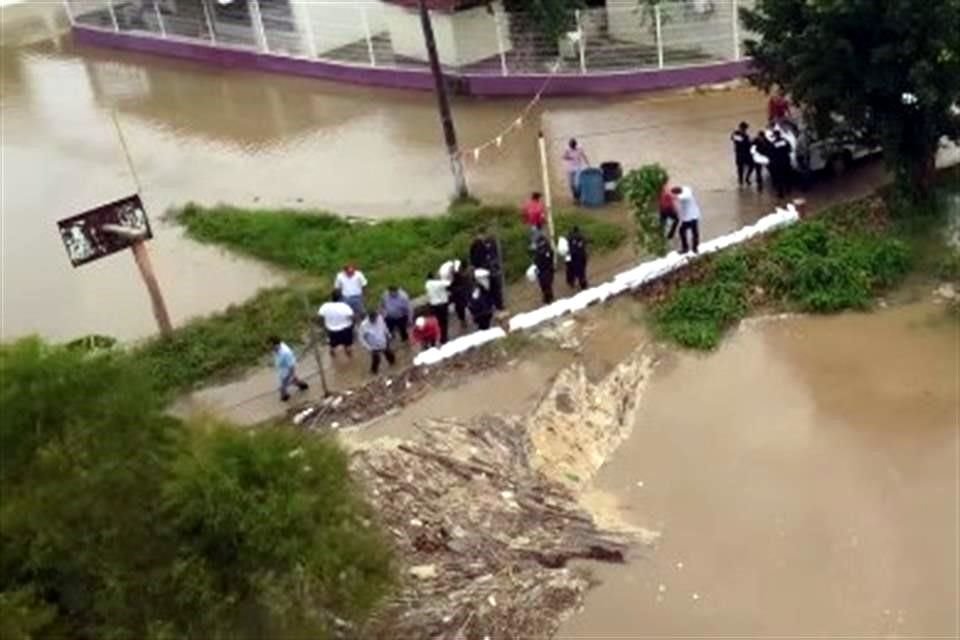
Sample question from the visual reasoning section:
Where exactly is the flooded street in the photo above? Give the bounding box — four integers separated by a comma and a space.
561, 302, 959, 638
3, 7, 911, 343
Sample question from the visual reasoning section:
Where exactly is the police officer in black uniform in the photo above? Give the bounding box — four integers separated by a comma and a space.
565, 226, 589, 290
730, 121, 754, 187
533, 235, 555, 305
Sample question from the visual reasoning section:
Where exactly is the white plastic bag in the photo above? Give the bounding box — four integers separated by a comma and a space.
525, 264, 538, 282
556, 235, 570, 258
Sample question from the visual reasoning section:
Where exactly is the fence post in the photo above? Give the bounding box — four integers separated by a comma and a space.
248, 0, 268, 52
493, 7, 508, 76
654, 4, 664, 69
575, 9, 586, 74
62, 0, 75, 26
361, 6, 377, 66
154, 1, 166, 37
105, 0, 119, 31
201, 0, 216, 43
731, 0, 741, 60
302, 7, 318, 59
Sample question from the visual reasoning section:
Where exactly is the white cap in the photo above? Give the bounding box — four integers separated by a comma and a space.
415, 317, 426, 329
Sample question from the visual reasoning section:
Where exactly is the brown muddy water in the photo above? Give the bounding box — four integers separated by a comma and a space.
3, 7, 911, 344
559, 302, 959, 638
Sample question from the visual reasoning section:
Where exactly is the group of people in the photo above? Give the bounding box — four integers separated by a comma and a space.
521, 191, 590, 304
729, 91, 798, 199
657, 183, 703, 254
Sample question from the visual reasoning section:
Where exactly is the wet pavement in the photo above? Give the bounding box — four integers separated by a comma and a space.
2, 8, 908, 344
559, 302, 960, 638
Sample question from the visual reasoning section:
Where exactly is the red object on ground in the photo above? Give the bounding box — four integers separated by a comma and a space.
522, 199, 546, 227
413, 316, 441, 345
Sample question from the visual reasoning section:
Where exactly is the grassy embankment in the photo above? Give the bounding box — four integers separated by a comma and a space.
649, 171, 960, 349
132, 203, 626, 396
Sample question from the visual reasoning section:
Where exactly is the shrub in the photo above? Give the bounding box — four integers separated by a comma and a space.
619, 164, 670, 256
653, 280, 748, 350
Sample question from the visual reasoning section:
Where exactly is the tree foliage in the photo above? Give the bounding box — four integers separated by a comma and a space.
0, 339, 393, 640
741, 0, 960, 202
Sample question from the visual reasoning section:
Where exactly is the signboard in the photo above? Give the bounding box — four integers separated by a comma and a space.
57, 194, 152, 267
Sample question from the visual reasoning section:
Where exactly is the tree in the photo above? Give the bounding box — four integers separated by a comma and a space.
0, 339, 392, 639
741, 0, 960, 202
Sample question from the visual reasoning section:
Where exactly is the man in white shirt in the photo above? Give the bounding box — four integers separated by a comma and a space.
317, 290, 355, 357
334, 264, 368, 321
671, 186, 702, 254
424, 271, 451, 344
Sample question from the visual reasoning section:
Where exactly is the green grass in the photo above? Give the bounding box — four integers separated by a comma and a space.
132, 203, 626, 395
177, 202, 625, 302
651, 204, 916, 350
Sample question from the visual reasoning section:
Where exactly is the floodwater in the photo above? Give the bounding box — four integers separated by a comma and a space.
560, 302, 960, 638
2, 6, 907, 344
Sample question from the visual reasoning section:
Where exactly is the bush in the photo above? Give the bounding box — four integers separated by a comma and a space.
620, 165, 670, 257
652, 251, 750, 349
763, 221, 911, 312
0, 339, 393, 640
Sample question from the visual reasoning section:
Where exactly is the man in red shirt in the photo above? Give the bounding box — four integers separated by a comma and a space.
413, 314, 441, 349
521, 192, 546, 228
767, 90, 792, 126
658, 185, 679, 240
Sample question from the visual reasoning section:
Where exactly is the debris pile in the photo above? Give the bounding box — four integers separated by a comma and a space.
351, 349, 655, 639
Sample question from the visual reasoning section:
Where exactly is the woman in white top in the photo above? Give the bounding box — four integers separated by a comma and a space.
317, 290, 355, 357
424, 271, 451, 344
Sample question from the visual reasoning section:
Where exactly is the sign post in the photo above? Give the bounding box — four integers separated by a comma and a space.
58, 194, 173, 337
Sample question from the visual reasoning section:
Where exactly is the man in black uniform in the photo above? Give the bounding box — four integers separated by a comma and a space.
533, 235, 556, 305
730, 121, 754, 187
469, 232, 504, 310
565, 226, 589, 290
769, 129, 794, 199
467, 271, 496, 330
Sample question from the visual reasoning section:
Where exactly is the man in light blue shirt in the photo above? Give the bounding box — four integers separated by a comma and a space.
269, 336, 309, 402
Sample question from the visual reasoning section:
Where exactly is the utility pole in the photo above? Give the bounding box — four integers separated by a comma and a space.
417, 0, 469, 200
301, 292, 331, 397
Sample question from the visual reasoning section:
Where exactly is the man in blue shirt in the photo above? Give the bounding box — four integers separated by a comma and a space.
269, 336, 309, 402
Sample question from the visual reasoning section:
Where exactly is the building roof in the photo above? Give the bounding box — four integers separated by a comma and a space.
382, 0, 490, 13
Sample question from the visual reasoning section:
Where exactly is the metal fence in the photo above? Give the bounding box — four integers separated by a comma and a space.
65, 0, 756, 76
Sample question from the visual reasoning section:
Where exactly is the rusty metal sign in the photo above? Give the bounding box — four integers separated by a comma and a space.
57, 194, 152, 267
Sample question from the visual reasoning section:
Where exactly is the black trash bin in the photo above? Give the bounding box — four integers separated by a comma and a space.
600, 161, 623, 202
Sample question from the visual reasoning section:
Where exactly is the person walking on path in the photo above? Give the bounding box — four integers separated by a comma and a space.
562, 138, 590, 203
317, 290, 355, 358
522, 192, 546, 229
424, 271, 451, 344
359, 310, 396, 375
334, 264, 367, 320
533, 234, 556, 304
269, 336, 309, 402
769, 129, 794, 199
659, 184, 680, 240
563, 226, 589, 290
412, 314, 441, 350
469, 232, 504, 310
731, 122, 755, 187
381, 285, 412, 343
468, 269, 496, 330
440, 259, 472, 331
671, 186, 702, 254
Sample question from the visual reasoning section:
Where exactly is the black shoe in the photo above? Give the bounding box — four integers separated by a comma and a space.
297, 381, 309, 391
280, 393, 290, 402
